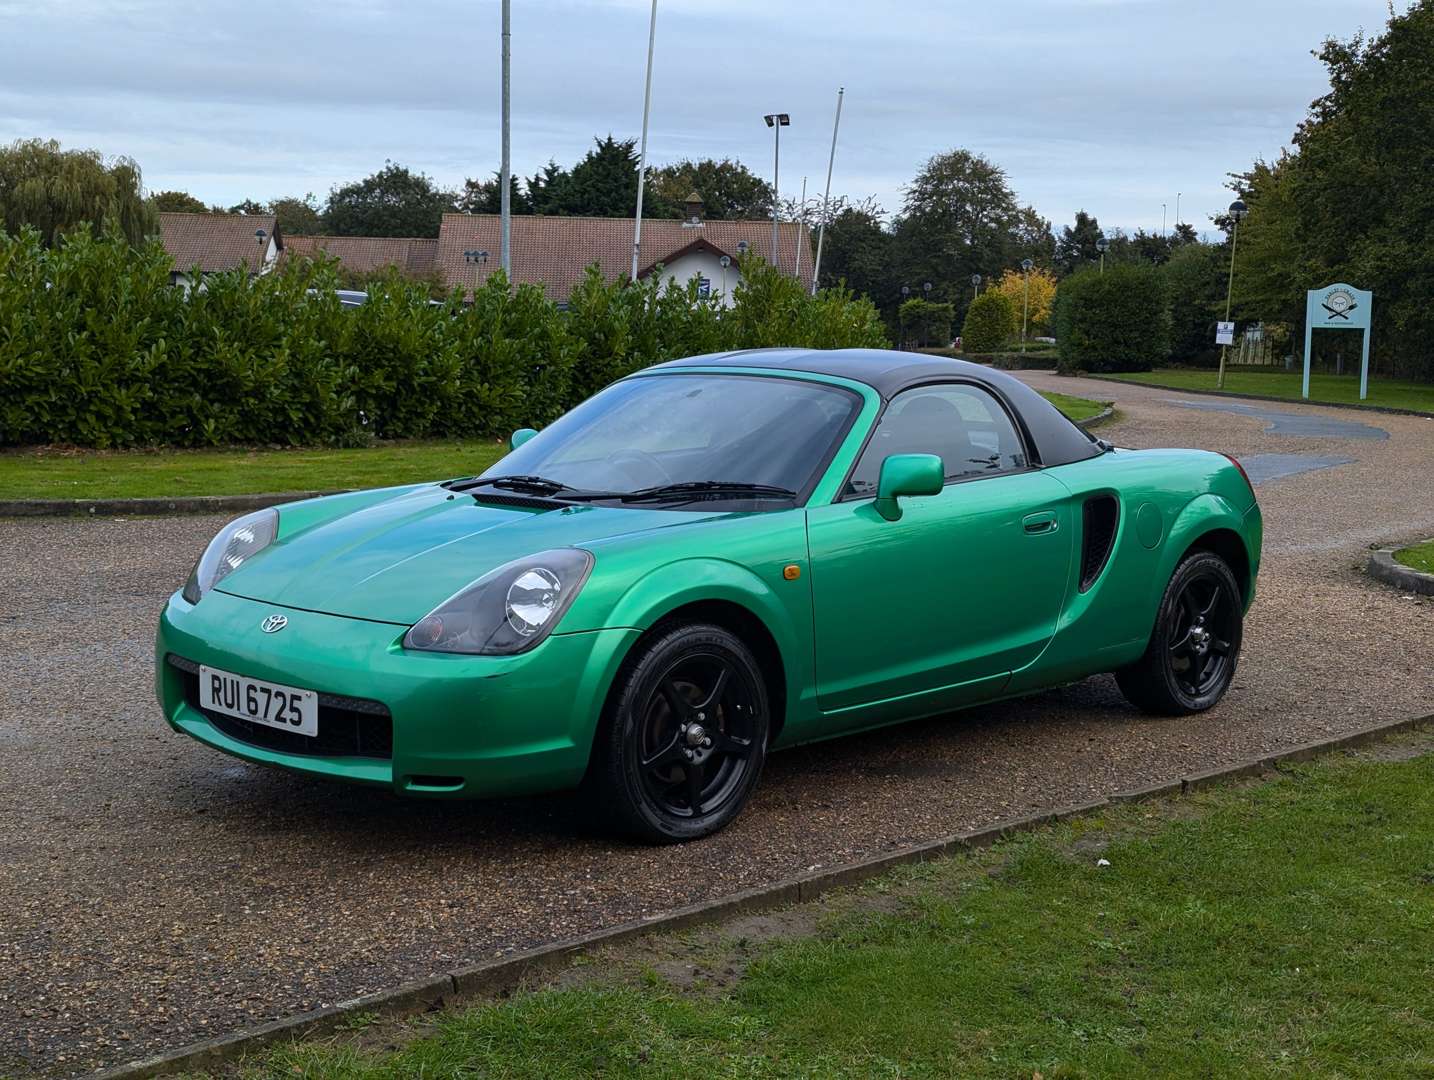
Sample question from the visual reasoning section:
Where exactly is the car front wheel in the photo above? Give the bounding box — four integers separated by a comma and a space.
591, 622, 770, 843
1117, 550, 1244, 716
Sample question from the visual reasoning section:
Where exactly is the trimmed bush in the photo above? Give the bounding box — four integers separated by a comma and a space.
1053, 264, 1169, 373
0, 227, 890, 448
898, 298, 955, 347
961, 290, 1017, 353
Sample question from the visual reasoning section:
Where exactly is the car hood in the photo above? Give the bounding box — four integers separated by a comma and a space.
216, 485, 716, 624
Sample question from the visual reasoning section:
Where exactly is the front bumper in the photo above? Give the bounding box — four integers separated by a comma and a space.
155, 588, 638, 797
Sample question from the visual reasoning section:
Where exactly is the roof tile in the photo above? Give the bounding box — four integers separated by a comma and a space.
158, 213, 278, 274
435, 214, 811, 299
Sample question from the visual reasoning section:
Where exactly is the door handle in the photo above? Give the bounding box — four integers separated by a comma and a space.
1022, 510, 1058, 535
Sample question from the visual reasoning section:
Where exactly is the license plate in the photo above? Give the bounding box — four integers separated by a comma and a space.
199, 665, 318, 737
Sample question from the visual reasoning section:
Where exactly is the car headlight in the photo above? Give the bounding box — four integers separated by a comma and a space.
182, 508, 279, 604
403, 548, 594, 655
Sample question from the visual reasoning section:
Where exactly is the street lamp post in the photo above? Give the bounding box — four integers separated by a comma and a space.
1096, 237, 1109, 274
764, 113, 790, 272
971, 273, 981, 301
1217, 198, 1250, 390
1020, 258, 1034, 353
719, 253, 730, 297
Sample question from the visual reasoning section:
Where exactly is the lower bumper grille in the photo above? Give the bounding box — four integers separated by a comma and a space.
167, 654, 394, 760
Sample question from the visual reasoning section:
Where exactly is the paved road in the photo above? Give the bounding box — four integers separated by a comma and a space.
3, 375, 1433, 1076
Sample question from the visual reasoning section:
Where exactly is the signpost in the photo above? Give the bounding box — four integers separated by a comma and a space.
1303, 284, 1373, 400
1215, 321, 1235, 347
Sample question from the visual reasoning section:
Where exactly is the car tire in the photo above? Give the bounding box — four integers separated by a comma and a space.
1116, 550, 1244, 716
590, 622, 770, 843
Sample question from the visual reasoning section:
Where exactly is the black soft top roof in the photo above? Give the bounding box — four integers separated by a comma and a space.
651, 348, 1102, 468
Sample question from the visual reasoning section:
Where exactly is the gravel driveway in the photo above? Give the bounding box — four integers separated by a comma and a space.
2, 374, 1432, 1077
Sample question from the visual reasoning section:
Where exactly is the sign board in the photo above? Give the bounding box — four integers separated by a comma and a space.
1303, 283, 1373, 400
697, 277, 712, 299
1215, 321, 1235, 346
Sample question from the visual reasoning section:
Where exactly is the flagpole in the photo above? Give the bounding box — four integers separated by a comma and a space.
631, 0, 658, 281
793, 176, 807, 282
811, 86, 844, 295
499, 0, 512, 276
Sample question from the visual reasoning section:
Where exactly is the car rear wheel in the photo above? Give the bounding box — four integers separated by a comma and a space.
1116, 550, 1243, 716
591, 622, 770, 843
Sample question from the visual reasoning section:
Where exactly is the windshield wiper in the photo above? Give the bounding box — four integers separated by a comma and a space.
619, 481, 797, 504
445, 474, 617, 499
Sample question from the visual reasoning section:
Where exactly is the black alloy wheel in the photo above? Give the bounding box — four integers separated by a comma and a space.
1117, 550, 1244, 716
592, 623, 770, 842
1166, 569, 1238, 698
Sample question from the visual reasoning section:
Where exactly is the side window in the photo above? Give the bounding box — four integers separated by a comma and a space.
844, 383, 1028, 497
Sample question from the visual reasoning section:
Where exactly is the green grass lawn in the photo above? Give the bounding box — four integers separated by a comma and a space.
1040, 390, 1109, 423
0, 393, 1106, 501
0, 440, 508, 501
1100, 367, 1434, 413
241, 743, 1434, 1079
1395, 538, 1434, 575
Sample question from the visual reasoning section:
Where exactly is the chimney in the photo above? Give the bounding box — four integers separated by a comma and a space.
682, 191, 705, 227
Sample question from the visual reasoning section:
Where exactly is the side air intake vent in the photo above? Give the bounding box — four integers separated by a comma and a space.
1079, 495, 1120, 592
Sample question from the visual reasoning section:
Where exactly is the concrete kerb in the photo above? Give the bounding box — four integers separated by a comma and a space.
0, 491, 347, 518
1073, 373, 1434, 420
1367, 548, 1434, 597
92, 710, 1434, 1080
1074, 406, 1116, 429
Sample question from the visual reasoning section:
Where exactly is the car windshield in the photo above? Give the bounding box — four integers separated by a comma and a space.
482, 373, 859, 507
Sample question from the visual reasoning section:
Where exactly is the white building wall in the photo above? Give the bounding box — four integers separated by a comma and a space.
652, 249, 741, 308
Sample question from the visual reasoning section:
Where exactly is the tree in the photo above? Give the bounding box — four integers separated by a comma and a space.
557, 135, 642, 217
526, 160, 571, 214
1225, 1, 1434, 378
269, 194, 323, 235
993, 266, 1058, 337
648, 158, 772, 220
0, 138, 157, 247
815, 206, 897, 314
1162, 243, 1227, 364
893, 149, 1025, 294
961, 291, 1017, 352
458, 172, 530, 215
1010, 206, 1056, 269
150, 190, 207, 213
224, 198, 268, 215
322, 161, 457, 238
1055, 210, 1102, 276
1053, 264, 1169, 373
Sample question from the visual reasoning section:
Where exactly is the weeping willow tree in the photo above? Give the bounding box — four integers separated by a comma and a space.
0, 138, 158, 247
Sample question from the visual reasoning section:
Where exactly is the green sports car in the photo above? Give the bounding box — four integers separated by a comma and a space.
156, 349, 1262, 842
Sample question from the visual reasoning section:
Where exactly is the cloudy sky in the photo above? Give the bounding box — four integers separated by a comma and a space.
0, 0, 1402, 237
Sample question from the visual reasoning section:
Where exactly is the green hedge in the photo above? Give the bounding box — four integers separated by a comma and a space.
1052, 264, 1169, 374
0, 228, 888, 447
961, 291, 1017, 353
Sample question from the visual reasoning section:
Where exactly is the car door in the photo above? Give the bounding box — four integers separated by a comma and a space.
805, 381, 1073, 722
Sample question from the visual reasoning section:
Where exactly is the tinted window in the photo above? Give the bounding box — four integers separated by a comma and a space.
845, 383, 1028, 496
488, 374, 859, 501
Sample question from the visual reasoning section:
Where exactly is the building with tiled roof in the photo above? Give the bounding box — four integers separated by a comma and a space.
436, 207, 811, 305
284, 235, 438, 276
158, 212, 281, 283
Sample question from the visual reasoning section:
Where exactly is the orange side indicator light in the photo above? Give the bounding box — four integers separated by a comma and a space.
783, 564, 802, 581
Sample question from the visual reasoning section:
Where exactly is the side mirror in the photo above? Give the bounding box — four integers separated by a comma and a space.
875, 453, 944, 521
509, 427, 538, 451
